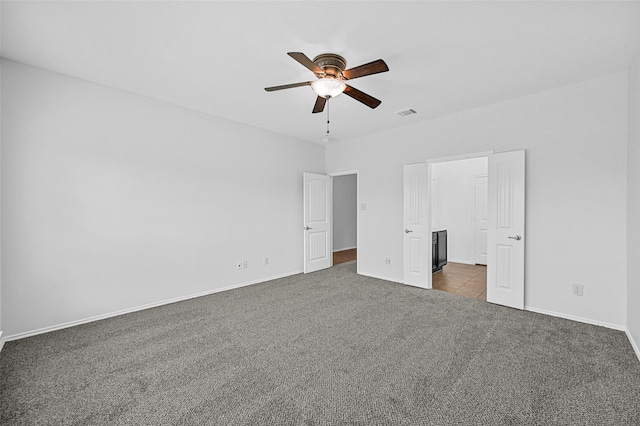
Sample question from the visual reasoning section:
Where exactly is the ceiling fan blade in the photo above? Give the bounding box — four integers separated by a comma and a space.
288, 52, 323, 74
264, 81, 313, 92
342, 59, 389, 80
312, 96, 327, 114
344, 85, 382, 109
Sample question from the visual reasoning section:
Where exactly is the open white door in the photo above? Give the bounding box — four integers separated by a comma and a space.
303, 173, 332, 273
403, 163, 430, 288
487, 150, 525, 309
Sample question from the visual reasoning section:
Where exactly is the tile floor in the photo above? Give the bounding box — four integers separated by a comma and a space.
432, 262, 487, 301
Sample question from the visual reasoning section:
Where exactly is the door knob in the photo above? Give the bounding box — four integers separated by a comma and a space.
405, 229, 413, 233
304, 226, 312, 230
508, 235, 522, 241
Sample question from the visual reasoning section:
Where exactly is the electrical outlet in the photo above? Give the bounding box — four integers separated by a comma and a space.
243, 260, 248, 269
236, 261, 242, 270
385, 258, 391, 265
572, 283, 584, 297
264, 257, 269, 265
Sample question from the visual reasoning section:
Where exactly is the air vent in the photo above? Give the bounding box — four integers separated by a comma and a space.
396, 108, 417, 117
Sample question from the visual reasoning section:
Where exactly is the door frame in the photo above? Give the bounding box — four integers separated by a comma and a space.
424, 151, 493, 289
329, 170, 360, 274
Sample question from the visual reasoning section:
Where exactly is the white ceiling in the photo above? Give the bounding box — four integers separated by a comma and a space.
2, 1, 639, 144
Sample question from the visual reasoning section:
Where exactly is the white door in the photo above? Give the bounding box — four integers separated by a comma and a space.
403, 163, 429, 288
474, 175, 489, 265
486, 150, 525, 309
303, 173, 332, 273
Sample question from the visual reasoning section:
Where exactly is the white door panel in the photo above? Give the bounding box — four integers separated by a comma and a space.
304, 173, 331, 273
403, 163, 429, 288
487, 151, 525, 309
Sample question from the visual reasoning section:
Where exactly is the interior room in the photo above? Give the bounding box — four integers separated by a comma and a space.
430, 157, 488, 300
1, 1, 639, 424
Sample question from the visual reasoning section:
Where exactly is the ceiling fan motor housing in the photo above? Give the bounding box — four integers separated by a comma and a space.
313, 53, 347, 78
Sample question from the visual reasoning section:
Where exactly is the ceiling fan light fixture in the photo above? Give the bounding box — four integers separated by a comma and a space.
311, 78, 346, 99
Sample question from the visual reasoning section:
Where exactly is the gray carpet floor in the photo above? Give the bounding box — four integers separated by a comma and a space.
1, 261, 639, 425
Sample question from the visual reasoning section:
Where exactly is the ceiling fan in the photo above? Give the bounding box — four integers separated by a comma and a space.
264, 52, 389, 113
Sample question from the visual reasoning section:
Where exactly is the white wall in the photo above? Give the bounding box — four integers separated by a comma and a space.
431, 157, 487, 264
628, 53, 640, 355
326, 73, 628, 328
332, 174, 357, 251
0, 60, 325, 337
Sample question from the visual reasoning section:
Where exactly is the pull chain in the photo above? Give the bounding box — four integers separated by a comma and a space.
326, 96, 330, 138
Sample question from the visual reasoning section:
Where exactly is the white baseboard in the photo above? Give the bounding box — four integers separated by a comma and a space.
524, 306, 626, 331
2, 270, 303, 344
333, 246, 357, 252
522, 307, 639, 363
358, 271, 403, 284
447, 258, 476, 265
626, 329, 640, 362
358, 271, 430, 289
4, 274, 638, 364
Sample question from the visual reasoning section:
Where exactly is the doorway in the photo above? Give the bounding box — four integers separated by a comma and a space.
331, 173, 358, 266
430, 157, 488, 300
402, 150, 525, 309
303, 171, 359, 274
